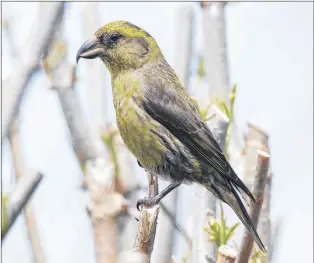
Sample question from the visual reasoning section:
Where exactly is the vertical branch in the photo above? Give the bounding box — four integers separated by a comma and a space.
193, 2, 231, 262
236, 150, 270, 263
201, 2, 230, 103
46, 15, 125, 261
134, 173, 159, 263
9, 120, 46, 262
192, 109, 229, 263
81, 3, 108, 154
154, 5, 194, 263
242, 123, 272, 255
268, 218, 282, 262
174, 5, 194, 88
52, 61, 126, 263
81, 4, 142, 261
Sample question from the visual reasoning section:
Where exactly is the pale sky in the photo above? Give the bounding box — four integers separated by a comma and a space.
2, 2, 313, 263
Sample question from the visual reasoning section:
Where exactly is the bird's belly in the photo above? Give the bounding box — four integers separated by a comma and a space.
115, 102, 165, 170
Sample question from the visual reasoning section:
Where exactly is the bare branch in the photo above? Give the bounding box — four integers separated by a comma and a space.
47, 13, 125, 262
134, 173, 159, 262
268, 218, 282, 262
202, 2, 230, 104
193, 109, 229, 263
9, 119, 46, 262
2, 171, 43, 240
2, 2, 65, 141
235, 150, 270, 263
242, 123, 273, 256
216, 245, 237, 263
193, 2, 231, 262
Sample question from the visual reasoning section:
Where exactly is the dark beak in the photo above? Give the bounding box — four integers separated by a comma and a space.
76, 37, 104, 63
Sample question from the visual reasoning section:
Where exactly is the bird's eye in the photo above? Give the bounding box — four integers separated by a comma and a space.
110, 33, 121, 42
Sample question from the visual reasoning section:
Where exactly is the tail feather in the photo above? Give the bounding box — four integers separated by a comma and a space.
228, 165, 256, 203
213, 183, 266, 252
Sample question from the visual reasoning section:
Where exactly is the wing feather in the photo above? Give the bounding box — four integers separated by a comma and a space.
141, 77, 255, 202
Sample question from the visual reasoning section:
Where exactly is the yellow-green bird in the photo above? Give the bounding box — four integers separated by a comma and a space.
77, 21, 265, 252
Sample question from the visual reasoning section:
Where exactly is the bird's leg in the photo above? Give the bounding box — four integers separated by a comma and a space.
136, 182, 181, 211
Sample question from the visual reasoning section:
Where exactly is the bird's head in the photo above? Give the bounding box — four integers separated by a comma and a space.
76, 20, 162, 75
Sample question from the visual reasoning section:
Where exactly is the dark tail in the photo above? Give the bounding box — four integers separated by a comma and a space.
209, 183, 266, 252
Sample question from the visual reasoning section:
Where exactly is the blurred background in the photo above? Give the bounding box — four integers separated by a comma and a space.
1, 2, 313, 263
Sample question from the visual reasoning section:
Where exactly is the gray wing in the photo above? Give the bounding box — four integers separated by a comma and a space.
141, 77, 255, 202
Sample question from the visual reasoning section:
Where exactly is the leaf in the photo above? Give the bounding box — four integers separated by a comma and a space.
223, 84, 237, 159
219, 202, 226, 246
229, 84, 237, 115
43, 40, 67, 80
197, 55, 205, 78
216, 99, 230, 119
225, 222, 241, 241
205, 113, 216, 122
224, 122, 232, 160
100, 127, 120, 178
2, 195, 9, 236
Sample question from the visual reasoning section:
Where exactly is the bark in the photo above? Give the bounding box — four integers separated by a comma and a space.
52, 61, 127, 263
134, 173, 159, 263
202, 2, 229, 104
242, 123, 272, 256
81, 3, 109, 155
235, 150, 270, 263
8, 120, 46, 262
268, 218, 281, 262
216, 245, 237, 263
192, 108, 229, 263
47, 14, 126, 260
2, 2, 64, 141
80, 4, 141, 261
2, 171, 43, 240
192, 3, 231, 262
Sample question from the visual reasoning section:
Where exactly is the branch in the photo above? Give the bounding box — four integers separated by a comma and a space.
47, 14, 125, 262
235, 150, 270, 263
2, 2, 64, 141
216, 245, 237, 263
193, 108, 229, 263
242, 123, 272, 255
134, 173, 159, 262
202, 2, 230, 104
268, 218, 282, 262
9, 119, 46, 262
193, 2, 230, 261
1, 171, 43, 240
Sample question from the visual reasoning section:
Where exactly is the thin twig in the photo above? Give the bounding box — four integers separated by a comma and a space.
235, 150, 270, 263
2, 171, 43, 240
134, 173, 159, 262
9, 119, 46, 262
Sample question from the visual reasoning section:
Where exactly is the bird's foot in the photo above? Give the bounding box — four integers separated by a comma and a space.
136, 197, 159, 211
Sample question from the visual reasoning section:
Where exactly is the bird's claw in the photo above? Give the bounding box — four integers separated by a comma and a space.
136, 197, 157, 211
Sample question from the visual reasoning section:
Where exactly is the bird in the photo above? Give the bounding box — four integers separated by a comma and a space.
76, 20, 266, 252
